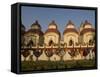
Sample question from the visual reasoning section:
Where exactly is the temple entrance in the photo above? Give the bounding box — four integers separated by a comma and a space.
69, 39, 73, 46
89, 39, 93, 45
49, 40, 54, 46
27, 39, 34, 47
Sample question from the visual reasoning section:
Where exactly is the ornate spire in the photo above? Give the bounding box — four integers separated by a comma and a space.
31, 20, 41, 29
67, 20, 74, 26
35, 20, 39, 24
48, 20, 57, 29
84, 20, 91, 25
51, 20, 55, 24
49, 20, 57, 26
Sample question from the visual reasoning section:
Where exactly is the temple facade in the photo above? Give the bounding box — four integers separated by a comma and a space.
24, 20, 44, 47
22, 20, 95, 47
63, 20, 79, 46
21, 20, 95, 61
44, 20, 61, 46
79, 20, 95, 45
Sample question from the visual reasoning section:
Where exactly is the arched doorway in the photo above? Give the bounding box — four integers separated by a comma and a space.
69, 39, 73, 46
27, 39, 34, 47
49, 40, 54, 46
89, 39, 93, 45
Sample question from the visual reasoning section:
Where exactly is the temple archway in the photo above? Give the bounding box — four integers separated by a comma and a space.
49, 40, 54, 46
69, 39, 73, 46
89, 39, 93, 45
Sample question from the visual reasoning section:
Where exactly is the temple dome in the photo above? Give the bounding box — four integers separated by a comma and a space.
80, 20, 95, 35
83, 20, 92, 28
31, 20, 41, 30
63, 20, 78, 35
48, 20, 57, 29
45, 20, 60, 36
25, 20, 43, 36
